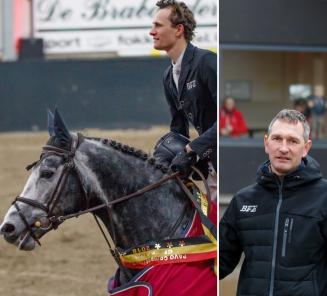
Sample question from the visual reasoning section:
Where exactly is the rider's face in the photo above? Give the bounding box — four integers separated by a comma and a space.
149, 8, 180, 52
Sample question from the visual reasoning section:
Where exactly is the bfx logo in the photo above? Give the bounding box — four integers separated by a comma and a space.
187, 80, 197, 90
240, 205, 258, 213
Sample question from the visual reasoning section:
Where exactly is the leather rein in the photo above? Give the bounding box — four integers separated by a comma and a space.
12, 133, 211, 250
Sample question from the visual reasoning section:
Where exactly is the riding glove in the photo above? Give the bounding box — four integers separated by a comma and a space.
170, 150, 197, 179
192, 158, 209, 180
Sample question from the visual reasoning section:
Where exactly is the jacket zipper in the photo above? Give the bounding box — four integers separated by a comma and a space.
281, 218, 289, 257
269, 179, 283, 296
288, 218, 294, 244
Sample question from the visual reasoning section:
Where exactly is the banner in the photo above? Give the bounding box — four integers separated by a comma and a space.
33, 0, 217, 56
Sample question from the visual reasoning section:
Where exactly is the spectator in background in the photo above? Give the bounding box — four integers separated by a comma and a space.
308, 85, 327, 139
294, 99, 312, 139
294, 98, 311, 121
219, 96, 248, 137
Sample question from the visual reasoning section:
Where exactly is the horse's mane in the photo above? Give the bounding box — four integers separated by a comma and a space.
85, 136, 170, 174
45, 134, 170, 174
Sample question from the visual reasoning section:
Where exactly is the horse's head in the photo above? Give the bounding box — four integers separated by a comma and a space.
0, 109, 87, 250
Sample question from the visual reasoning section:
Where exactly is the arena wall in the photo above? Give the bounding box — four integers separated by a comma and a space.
0, 57, 171, 131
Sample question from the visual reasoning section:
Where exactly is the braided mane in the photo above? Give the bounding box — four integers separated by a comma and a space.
86, 137, 170, 174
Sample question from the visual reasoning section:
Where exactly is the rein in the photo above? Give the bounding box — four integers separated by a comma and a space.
54, 172, 179, 223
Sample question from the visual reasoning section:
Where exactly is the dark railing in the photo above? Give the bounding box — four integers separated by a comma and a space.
247, 127, 267, 138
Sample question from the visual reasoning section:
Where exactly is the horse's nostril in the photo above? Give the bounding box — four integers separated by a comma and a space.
0, 223, 16, 234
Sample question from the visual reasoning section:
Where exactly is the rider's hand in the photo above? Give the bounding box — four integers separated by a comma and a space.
191, 159, 209, 180
170, 150, 197, 179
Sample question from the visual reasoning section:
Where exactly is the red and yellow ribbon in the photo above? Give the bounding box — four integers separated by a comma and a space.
118, 183, 217, 271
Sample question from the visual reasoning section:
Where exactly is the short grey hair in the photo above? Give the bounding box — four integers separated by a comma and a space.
268, 109, 310, 142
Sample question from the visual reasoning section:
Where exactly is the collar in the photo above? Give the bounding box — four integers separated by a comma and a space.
262, 159, 306, 181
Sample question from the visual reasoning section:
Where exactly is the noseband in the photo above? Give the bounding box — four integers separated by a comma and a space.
12, 133, 88, 246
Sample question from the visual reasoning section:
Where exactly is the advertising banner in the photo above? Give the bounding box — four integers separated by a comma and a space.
33, 0, 217, 56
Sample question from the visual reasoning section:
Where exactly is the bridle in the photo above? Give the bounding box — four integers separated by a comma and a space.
12, 133, 89, 246
11, 133, 211, 263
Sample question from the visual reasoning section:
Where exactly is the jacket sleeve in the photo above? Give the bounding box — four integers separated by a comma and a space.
163, 75, 189, 138
231, 110, 248, 136
190, 122, 217, 159
201, 52, 217, 105
219, 197, 243, 280
189, 53, 217, 158
319, 215, 327, 242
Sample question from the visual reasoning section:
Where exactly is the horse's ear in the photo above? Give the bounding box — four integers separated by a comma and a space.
47, 109, 55, 136
53, 108, 71, 145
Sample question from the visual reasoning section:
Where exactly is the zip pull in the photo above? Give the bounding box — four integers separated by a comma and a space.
284, 217, 289, 228
282, 218, 290, 257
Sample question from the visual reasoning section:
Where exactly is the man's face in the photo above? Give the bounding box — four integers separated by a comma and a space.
264, 119, 312, 176
149, 8, 181, 51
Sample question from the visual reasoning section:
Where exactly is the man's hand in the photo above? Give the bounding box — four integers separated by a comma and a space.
185, 144, 193, 153
192, 159, 209, 180
170, 150, 197, 178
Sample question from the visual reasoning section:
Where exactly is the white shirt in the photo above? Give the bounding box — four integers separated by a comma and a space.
172, 49, 186, 91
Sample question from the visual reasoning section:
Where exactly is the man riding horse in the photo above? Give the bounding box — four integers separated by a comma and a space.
150, 0, 217, 202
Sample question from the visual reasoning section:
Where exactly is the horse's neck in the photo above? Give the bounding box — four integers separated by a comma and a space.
78, 139, 192, 249
81, 139, 157, 198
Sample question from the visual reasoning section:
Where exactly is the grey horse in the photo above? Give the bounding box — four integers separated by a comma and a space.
0, 109, 197, 286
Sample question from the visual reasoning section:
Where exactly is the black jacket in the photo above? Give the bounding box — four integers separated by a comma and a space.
220, 156, 327, 296
163, 43, 217, 170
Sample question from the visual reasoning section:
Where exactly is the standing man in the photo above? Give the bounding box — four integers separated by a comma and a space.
220, 109, 327, 295
149, 0, 217, 200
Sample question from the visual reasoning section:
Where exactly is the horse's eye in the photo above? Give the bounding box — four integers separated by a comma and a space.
40, 171, 54, 179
